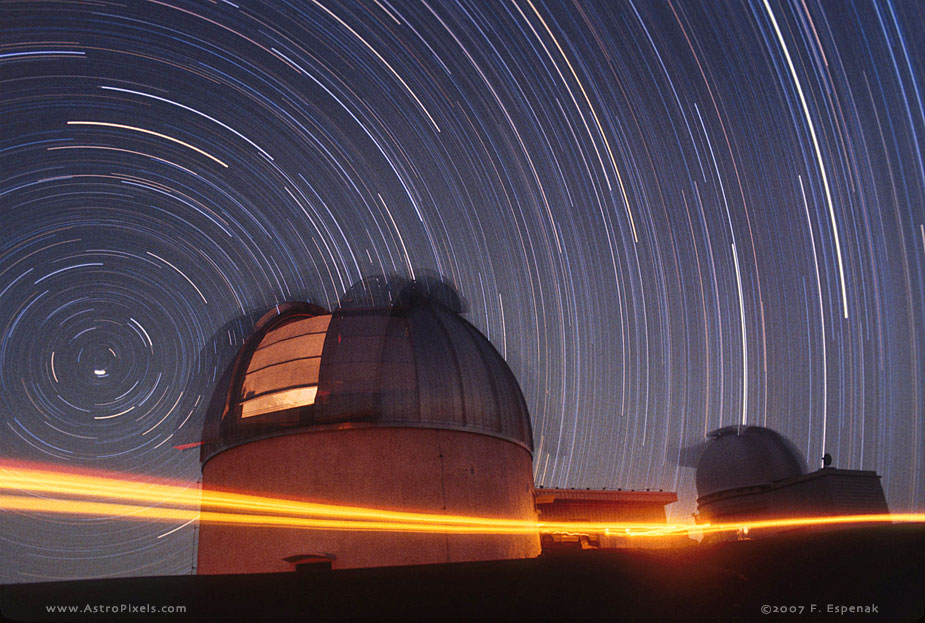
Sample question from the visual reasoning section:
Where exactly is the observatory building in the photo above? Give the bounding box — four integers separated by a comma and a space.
197, 276, 540, 574
535, 488, 684, 549
693, 425, 889, 530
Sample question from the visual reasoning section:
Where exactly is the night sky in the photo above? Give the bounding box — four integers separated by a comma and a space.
1, 0, 922, 583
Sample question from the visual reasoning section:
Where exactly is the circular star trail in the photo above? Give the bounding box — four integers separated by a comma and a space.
1, 0, 922, 581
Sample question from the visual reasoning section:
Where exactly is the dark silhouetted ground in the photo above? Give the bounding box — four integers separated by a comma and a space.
1, 524, 921, 622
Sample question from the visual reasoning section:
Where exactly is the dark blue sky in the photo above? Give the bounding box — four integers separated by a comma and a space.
1, 0, 922, 582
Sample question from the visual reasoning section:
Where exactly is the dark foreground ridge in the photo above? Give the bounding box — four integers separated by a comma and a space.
2, 524, 922, 622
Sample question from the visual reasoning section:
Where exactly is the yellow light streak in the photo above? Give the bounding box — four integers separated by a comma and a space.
0, 495, 534, 535
2, 489, 919, 538
526, 0, 638, 243
0, 461, 536, 529
66, 122, 228, 168
1, 461, 922, 538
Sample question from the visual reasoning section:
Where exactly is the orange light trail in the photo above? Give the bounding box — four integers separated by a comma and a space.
0, 495, 536, 535
1, 461, 922, 537
0, 461, 537, 529
66, 121, 229, 168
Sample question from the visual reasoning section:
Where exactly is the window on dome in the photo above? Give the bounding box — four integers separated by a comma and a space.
237, 314, 330, 419
240, 386, 318, 418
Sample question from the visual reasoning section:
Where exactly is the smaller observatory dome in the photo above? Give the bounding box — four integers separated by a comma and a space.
695, 425, 806, 498
202, 275, 532, 462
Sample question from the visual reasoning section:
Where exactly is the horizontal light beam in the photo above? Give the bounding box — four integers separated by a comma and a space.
0, 460, 537, 528
1, 460, 922, 537
0, 495, 536, 535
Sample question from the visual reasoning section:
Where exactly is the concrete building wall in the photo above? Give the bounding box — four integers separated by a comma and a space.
197, 427, 539, 574
696, 468, 889, 526
535, 490, 685, 550
536, 496, 674, 523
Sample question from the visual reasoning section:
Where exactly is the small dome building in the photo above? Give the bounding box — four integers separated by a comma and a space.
693, 425, 888, 529
196, 276, 540, 574
695, 425, 805, 499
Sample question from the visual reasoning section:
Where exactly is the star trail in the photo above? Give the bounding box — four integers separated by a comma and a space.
1, 0, 922, 582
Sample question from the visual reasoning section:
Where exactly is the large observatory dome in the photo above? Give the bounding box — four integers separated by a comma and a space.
198, 276, 540, 573
202, 276, 532, 462
695, 425, 805, 498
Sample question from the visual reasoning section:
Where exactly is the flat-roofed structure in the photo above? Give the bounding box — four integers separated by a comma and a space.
693, 425, 889, 536
536, 488, 684, 549
696, 468, 889, 524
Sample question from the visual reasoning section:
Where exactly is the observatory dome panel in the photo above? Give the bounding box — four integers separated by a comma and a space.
315, 310, 392, 424
406, 304, 466, 425
203, 294, 533, 461
239, 314, 329, 419
695, 425, 806, 498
